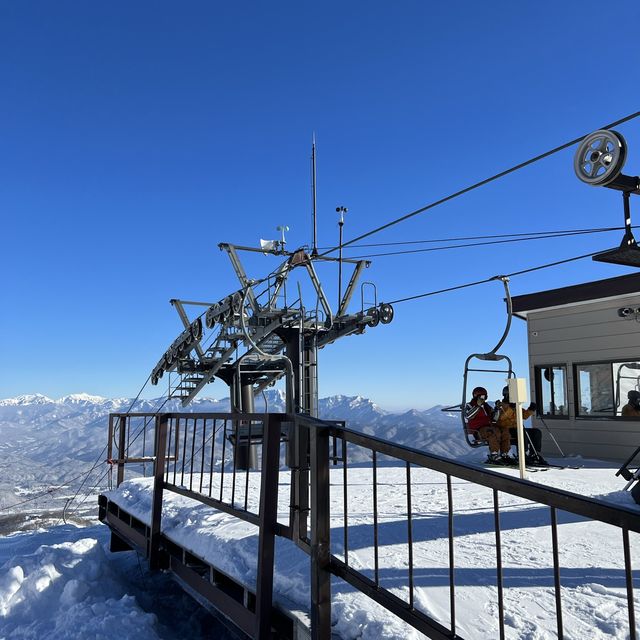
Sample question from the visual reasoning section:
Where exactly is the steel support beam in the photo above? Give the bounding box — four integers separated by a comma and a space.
171, 299, 205, 359
236, 380, 258, 470
149, 415, 168, 570
220, 243, 260, 314
310, 423, 331, 639
254, 415, 282, 639
268, 260, 291, 309
338, 260, 367, 316
117, 415, 127, 487
304, 261, 332, 326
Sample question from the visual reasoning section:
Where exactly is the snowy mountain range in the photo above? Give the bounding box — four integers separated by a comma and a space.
0, 390, 465, 456
0, 390, 465, 525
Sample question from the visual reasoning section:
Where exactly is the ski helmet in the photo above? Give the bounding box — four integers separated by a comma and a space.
472, 386, 488, 397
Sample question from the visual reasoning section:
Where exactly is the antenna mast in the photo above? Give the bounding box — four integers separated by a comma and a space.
311, 134, 318, 256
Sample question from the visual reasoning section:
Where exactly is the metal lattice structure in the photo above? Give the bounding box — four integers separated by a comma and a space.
149, 242, 394, 415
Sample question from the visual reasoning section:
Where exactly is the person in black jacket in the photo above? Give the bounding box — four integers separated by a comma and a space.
622, 390, 640, 417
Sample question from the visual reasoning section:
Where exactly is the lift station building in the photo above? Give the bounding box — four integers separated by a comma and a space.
512, 272, 640, 462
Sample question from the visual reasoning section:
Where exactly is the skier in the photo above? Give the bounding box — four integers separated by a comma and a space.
494, 386, 546, 465
622, 390, 640, 417
464, 386, 512, 465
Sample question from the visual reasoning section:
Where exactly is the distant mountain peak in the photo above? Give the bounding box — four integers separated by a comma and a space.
58, 393, 107, 405
0, 391, 441, 419
0, 393, 54, 406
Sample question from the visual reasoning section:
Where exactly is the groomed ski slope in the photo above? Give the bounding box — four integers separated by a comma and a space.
101, 460, 640, 640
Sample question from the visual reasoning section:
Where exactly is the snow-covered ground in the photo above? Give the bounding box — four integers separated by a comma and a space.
101, 460, 640, 640
0, 524, 237, 639
1, 393, 639, 639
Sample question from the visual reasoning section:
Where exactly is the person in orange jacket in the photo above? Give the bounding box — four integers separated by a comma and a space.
494, 386, 546, 464
464, 386, 512, 465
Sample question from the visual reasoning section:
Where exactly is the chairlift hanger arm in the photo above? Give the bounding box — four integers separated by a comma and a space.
486, 276, 513, 356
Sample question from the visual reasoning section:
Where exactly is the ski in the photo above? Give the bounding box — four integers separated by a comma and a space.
481, 456, 583, 471
483, 463, 549, 472
537, 463, 583, 470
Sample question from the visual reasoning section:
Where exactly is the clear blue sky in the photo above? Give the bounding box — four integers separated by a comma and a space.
2, 1, 640, 409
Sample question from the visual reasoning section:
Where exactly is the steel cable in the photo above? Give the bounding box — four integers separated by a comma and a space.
320, 225, 626, 250
347, 227, 627, 260
387, 250, 602, 305
317, 110, 640, 258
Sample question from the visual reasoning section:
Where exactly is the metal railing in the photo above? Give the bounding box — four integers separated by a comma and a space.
108, 411, 290, 638
104, 412, 640, 640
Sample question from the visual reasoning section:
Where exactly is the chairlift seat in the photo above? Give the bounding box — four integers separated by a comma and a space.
228, 423, 265, 446
464, 423, 525, 451
227, 423, 289, 446
461, 352, 515, 448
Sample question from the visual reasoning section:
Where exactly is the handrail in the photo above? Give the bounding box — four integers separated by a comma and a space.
297, 414, 640, 532
109, 411, 288, 420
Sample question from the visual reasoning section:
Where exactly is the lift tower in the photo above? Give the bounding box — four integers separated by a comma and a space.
149, 240, 394, 470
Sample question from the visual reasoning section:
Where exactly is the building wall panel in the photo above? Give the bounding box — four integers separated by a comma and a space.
524, 294, 640, 462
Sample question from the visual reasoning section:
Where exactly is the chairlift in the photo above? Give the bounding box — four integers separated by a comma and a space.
443, 276, 516, 447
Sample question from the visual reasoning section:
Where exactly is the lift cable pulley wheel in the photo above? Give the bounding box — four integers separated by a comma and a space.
379, 303, 394, 324
574, 129, 627, 186
574, 129, 640, 266
366, 307, 380, 327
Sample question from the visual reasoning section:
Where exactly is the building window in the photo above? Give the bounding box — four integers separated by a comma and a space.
574, 360, 640, 418
613, 361, 640, 417
535, 365, 568, 417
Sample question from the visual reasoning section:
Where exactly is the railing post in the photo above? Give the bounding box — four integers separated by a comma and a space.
149, 414, 168, 570
295, 422, 310, 542
310, 421, 332, 639
107, 414, 113, 460
254, 414, 281, 639
117, 415, 127, 487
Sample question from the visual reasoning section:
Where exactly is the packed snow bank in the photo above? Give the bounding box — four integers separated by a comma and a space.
0, 525, 231, 640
